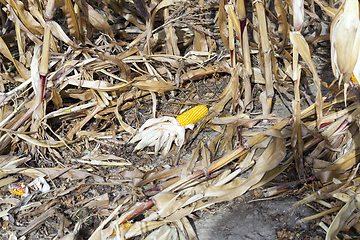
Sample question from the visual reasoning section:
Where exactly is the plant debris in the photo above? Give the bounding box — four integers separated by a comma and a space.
1, 0, 360, 239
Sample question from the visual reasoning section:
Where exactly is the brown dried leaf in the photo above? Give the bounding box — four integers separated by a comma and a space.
0, 36, 31, 80
179, 217, 197, 240
133, 0, 150, 21
133, 80, 176, 92
74, 0, 114, 38
97, 52, 130, 81
326, 197, 357, 240
212, 113, 284, 128
47, 20, 81, 48
207, 133, 286, 200
83, 193, 109, 208
314, 0, 337, 18
164, 205, 194, 222
0, 176, 17, 187
290, 32, 323, 128
200, 142, 211, 169
125, 221, 165, 238
8, 0, 43, 35
0, 167, 104, 182
104, 0, 146, 30
164, 7, 180, 56
18, 207, 56, 237
274, 0, 288, 52
16, 134, 74, 148
0, 155, 31, 168
145, 224, 178, 240
185, 142, 201, 171
56, 0, 81, 40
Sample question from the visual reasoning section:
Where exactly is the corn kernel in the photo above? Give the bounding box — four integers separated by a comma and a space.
351, 73, 360, 87
110, 222, 133, 236
176, 105, 208, 127
9, 183, 28, 196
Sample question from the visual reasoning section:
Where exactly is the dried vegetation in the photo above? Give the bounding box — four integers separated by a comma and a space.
0, 0, 360, 239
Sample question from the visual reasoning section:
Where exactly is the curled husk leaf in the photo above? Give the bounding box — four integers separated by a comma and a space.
130, 117, 193, 156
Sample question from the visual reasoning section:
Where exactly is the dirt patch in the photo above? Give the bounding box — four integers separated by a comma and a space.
194, 197, 324, 240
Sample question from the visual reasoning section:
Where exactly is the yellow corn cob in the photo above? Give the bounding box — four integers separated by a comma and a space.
176, 105, 208, 127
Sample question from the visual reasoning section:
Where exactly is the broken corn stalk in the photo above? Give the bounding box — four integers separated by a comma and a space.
176, 105, 208, 127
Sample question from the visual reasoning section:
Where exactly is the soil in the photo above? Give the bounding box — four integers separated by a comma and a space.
194, 197, 324, 240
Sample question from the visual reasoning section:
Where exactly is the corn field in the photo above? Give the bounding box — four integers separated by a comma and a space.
0, 0, 360, 239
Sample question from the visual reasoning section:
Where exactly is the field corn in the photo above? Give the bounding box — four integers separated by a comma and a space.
176, 105, 208, 127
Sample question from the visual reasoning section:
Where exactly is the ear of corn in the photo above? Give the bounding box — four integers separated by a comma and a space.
331, 0, 360, 87
176, 105, 208, 127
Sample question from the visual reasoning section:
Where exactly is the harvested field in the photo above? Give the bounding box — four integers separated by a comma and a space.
0, 0, 360, 239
